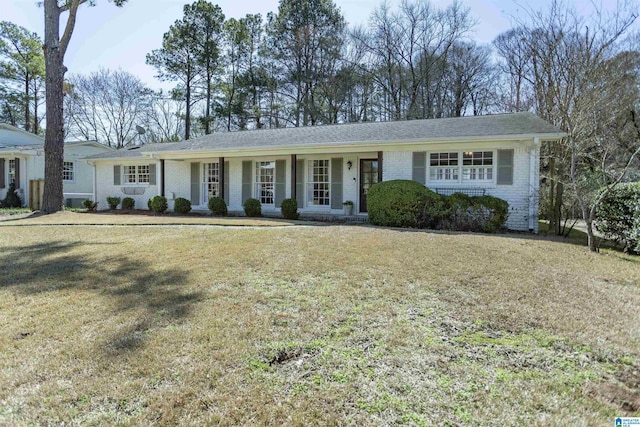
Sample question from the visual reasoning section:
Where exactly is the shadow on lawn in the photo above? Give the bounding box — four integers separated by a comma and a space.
0, 241, 203, 355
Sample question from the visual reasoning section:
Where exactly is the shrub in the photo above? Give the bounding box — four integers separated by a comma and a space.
149, 196, 168, 214
595, 182, 640, 254
243, 198, 262, 217
416, 191, 449, 229
1, 182, 22, 208
208, 197, 228, 216
174, 197, 192, 214
82, 199, 98, 211
106, 196, 121, 210
121, 197, 135, 210
367, 180, 433, 227
280, 198, 299, 220
442, 193, 509, 233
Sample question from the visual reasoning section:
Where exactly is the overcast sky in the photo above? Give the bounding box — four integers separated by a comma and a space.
1, 0, 609, 90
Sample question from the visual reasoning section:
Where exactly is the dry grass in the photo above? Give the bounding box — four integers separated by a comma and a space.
0, 217, 638, 426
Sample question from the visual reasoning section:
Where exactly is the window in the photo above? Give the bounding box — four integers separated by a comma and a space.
123, 165, 150, 184
8, 159, 15, 185
63, 161, 74, 181
255, 161, 274, 204
203, 162, 219, 202
307, 159, 330, 206
462, 151, 493, 181
429, 152, 459, 181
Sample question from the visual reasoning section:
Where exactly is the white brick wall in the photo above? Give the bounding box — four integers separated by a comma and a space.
382, 151, 413, 181
96, 162, 159, 210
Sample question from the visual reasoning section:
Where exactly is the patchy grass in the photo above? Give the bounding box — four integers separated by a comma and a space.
0, 207, 32, 216
0, 210, 302, 227
0, 221, 638, 425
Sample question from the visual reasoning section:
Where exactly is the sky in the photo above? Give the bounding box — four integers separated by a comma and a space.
0, 0, 613, 90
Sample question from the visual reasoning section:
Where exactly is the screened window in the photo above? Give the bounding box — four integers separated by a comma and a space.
203, 162, 219, 202
462, 151, 493, 181
123, 165, 150, 184
256, 161, 274, 205
63, 161, 74, 181
307, 159, 330, 206
429, 152, 459, 181
8, 159, 15, 185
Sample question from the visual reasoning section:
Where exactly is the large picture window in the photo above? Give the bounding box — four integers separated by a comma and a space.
462, 151, 493, 181
428, 151, 494, 183
429, 152, 459, 181
63, 161, 74, 181
307, 159, 330, 206
123, 165, 150, 184
256, 161, 274, 205
203, 162, 219, 202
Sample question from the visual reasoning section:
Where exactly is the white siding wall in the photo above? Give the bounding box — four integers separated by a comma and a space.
164, 160, 192, 211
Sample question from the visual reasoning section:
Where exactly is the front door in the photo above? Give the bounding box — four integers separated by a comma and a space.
359, 159, 379, 213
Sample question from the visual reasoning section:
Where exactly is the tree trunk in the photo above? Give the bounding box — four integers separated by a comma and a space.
25, 72, 31, 132
584, 215, 598, 253
42, 0, 65, 213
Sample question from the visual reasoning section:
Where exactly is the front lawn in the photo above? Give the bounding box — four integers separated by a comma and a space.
0, 219, 638, 425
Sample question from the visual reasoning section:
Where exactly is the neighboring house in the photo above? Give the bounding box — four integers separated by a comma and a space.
83, 112, 565, 232
0, 123, 112, 208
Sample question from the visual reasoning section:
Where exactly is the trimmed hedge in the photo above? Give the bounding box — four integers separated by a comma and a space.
174, 197, 192, 214
1, 183, 22, 208
243, 198, 262, 217
149, 196, 168, 214
595, 182, 640, 254
121, 197, 135, 210
281, 198, 299, 220
106, 196, 121, 210
208, 197, 228, 216
368, 180, 509, 232
368, 180, 433, 227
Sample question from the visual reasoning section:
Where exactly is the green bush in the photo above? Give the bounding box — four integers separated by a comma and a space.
82, 199, 98, 211
595, 182, 640, 254
281, 198, 299, 220
174, 197, 192, 214
1, 183, 22, 208
106, 196, 121, 210
121, 197, 135, 210
442, 193, 509, 233
243, 198, 262, 217
208, 197, 228, 216
149, 196, 168, 214
367, 180, 433, 227
416, 191, 449, 229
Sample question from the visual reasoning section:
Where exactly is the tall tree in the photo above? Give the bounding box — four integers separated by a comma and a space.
64, 68, 152, 148
0, 21, 45, 133
41, 0, 128, 214
147, 1, 224, 138
266, 0, 346, 126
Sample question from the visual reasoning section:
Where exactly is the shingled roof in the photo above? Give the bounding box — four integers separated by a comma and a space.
84, 112, 564, 160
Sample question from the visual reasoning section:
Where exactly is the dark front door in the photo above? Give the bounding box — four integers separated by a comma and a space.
359, 159, 379, 213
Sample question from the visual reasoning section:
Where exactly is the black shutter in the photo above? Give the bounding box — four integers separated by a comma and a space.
0, 158, 5, 189
223, 161, 230, 205
330, 158, 343, 209
149, 163, 157, 185
275, 159, 286, 207
412, 152, 426, 184
190, 162, 200, 205
241, 161, 252, 203
14, 158, 20, 188
296, 159, 304, 208
113, 165, 121, 186
497, 149, 514, 185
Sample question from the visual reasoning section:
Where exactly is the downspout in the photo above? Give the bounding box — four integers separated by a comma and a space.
529, 138, 540, 232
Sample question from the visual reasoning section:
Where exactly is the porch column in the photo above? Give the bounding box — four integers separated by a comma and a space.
160, 159, 165, 197
377, 151, 383, 183
219, 156, 225, 200
290, 154, 297, 201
